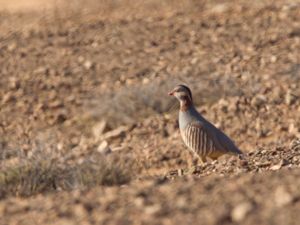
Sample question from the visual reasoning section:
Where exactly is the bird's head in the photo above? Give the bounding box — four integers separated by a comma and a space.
168, 84, 193, 103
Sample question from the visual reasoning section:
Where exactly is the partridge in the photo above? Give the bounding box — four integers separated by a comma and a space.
168, 84, 243, 164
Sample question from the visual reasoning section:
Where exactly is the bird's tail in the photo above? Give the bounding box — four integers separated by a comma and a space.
229, 146, 244, 156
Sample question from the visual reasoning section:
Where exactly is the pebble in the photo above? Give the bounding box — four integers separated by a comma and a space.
100, 126, 129, 141
144, 204, 161, 215
231, 202, 253, 222
97, 141, 112, 155
92, 120, 108, 139
274, 187, 293, 207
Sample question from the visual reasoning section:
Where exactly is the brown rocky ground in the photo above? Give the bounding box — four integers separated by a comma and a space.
1, 0, 300, 224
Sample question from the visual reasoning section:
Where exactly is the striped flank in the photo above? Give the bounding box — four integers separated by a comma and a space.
182, 123, 216, 157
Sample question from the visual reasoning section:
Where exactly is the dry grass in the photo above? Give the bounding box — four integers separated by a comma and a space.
0, 158, 62, 198
0, 123, 134, 199
0, 151, 133, 199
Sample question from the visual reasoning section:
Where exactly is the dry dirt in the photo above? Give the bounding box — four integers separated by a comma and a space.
1, 0, 300, 224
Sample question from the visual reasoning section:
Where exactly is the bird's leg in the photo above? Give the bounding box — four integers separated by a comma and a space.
188, 153, 200, 174
188, 155, 206, 174
193, 154, 207, 167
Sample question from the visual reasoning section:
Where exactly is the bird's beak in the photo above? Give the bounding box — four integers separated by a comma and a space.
168, 91, 174, 96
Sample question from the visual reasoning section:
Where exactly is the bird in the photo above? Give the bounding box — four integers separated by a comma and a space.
168, 84, 243, 165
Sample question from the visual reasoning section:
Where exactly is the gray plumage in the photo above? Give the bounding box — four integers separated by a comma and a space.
169, 84, 242, 163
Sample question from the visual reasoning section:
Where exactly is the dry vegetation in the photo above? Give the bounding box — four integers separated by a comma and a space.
1, 0, 300, 224
0, 153, 134, 198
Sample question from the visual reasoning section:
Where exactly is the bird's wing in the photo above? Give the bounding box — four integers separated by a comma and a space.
184, 121, 219, 156
215, 130, 243, 155
189, 121, 242, 155
209, 123, 243, 155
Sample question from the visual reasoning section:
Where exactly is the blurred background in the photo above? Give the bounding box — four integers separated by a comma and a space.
0, 0, 300, 224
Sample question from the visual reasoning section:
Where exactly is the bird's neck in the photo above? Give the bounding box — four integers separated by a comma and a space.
179, 101, 198, 131
180, 98, 193, 112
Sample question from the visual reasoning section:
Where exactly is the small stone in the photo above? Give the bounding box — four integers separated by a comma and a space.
8, 77, 20, 90
211, 3, 228, 14
92, 120, 108, 139
285, 91, 297, 105
134, 197, 144, 207
100, 126, 129, 141
48, 100, 64, 108
231, 202, 253, 222
34, 67, 48, 75
290, 139, 300, 150
255, 161, 271, 167
288, 123, 298, 134
1, 93, 15, 104
7, 42, 17, 51
111, 146, 125, 152
275, 187, 293, 207
270, 164, 281, 171
270, 159, 288, 170
190, 57, 198, 65
83, 60, 93, 70
178, 169, 183, 176
144, 204, 161, 215
97, 141, 112, 154
261, 150, 267, 154
73, 204, 87, 218
78, 56, 84, 63
57, 143, 64, 151
142, 78, 150, 84
270, 55, 277, 63
176, 197, 187, 209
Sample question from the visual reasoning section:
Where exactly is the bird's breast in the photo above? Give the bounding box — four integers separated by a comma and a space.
179, 111, 192, 131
